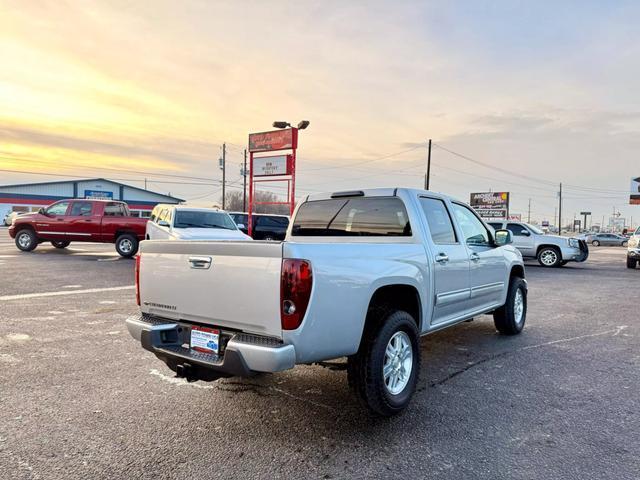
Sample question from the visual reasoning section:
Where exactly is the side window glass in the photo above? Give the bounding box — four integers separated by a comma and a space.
46, 202, 70, 216
70, 202, 93, 216
507, 223, 528, 236
419, 197, 456, 244
104, 203, 125, 217
452, 203, 490, 245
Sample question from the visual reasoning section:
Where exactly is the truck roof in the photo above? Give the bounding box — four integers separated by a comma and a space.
305, 187, 461, 203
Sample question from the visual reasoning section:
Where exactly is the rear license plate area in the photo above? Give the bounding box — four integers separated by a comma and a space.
190, 326, 220, 354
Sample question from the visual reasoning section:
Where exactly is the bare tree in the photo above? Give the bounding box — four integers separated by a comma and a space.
220, 190, 290, 215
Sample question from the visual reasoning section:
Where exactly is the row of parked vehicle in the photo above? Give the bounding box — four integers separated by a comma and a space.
6, 199, 290, 257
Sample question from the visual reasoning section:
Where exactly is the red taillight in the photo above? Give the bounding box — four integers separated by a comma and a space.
135, 254, 141, 306
280, 259, 313, 330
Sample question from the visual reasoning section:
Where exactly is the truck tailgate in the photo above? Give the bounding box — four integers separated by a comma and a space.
138, 241, 283, 338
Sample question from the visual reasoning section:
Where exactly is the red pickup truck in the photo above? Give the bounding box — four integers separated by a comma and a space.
8, 199, 148, 257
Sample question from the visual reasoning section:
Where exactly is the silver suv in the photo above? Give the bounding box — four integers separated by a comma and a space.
488, 221, 588, 268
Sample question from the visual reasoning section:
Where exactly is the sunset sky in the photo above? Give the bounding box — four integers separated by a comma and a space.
1, 0, 639, 224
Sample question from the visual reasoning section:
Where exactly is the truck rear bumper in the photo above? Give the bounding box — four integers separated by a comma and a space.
126, 313, 295, 380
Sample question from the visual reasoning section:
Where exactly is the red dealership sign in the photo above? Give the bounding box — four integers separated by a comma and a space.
248, 128, 298, 152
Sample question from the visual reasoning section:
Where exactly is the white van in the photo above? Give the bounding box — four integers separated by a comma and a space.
146, 205, 251, 241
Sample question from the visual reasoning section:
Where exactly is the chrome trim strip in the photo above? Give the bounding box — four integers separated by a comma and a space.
470, 282, 505, 298
436, 288, 471, 305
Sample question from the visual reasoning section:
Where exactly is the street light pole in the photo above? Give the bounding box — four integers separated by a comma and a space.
243, 149, 247, 212
221, 143, 226, 210
425, 139, 432, 190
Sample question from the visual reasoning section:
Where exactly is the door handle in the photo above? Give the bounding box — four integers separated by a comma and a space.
84, 219, 92, 222
470, 253, 480, 262
435, 253, 449, 263
188, 256, 212, 269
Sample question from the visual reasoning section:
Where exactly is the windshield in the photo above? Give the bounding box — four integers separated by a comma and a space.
173, 210, 237, 230
524, 223, 545, 235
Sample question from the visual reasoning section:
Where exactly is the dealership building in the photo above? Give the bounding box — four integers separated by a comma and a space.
0, 178, 182, 220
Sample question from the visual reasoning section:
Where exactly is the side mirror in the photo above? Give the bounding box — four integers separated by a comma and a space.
520, 230, 531, 236
494, 229, 512, 246
38, 207, 45, 215
158, 220, 170, 227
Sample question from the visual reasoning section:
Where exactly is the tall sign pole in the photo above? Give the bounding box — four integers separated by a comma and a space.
243, 149, 247, 212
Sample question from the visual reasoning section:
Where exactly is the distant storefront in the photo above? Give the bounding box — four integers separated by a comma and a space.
0, 178, 182, 219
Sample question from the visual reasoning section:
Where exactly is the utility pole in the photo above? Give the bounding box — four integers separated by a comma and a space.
243, 149, 247, 212
144, 178, 147, 190
221, 143, 226, 210
527, 198, 531, 223
425, 139, 432, 190
558, 182, 562, 235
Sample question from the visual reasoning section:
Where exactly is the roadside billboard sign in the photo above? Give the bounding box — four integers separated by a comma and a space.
470, 192, 510, 219
580, 211, 592, 215
542, 220, 550, 227
630, 177, 640, 205
508, 214, 522, 221
252, 155, 292, 177
248, 128, 298, 152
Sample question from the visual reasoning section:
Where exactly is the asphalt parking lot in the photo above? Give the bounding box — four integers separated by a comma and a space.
0, 229, 638, 480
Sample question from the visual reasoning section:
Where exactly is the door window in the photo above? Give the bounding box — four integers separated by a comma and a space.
70, 202, 93, 216
506, 223, 530, 236
451, 203, 491, 245
104, 203, 126, 216
46, 202, 70, 216
488, 222, 503, 230
419, 197, 456, 244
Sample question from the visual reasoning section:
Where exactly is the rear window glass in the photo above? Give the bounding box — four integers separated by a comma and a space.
291, 197, 411, 237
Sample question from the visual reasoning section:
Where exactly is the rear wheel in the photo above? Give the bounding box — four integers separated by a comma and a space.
15, 229, 37, 252
51, 240, 70, 249
592, 240, 600, 246
622, 241, 628, 247
493, 277, 527, 335
347, 310, 420, 417
537, 246, 562, 267
115, 234, 139, 258
627, 256, 638, 269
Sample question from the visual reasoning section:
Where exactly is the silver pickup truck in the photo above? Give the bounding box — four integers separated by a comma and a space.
127, 188, 527, 416
488, 221, 588, 267
627, 227, 640, 269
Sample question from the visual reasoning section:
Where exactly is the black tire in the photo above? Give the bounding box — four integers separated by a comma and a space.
15, 229, 37, 252
560, 260, 569, 266
622, 241, 628, 247
493, 277, 527, 335
115, 234, 139, 258
347, 310, 420, 417
592, 240, 600, 247
51, 240, 70, 249
537, 246, 562, 267
627, 256, 637, 269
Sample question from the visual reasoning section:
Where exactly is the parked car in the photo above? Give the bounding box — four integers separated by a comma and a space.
126, 188, 527, 416
8, 199, 148, 257
627, 227, 640, 269
488, 221, 588, 267
228, 212, 289, 240
588, 233, 628, 247
146, 205, 251, 241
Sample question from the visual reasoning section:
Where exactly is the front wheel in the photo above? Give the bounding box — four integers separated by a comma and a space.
592, 240, 600, 247
537, 246, 562, 267
115, 234, 139, 258
51, 240, 70, 249
347, 310, 420, 417
15, 229, 37, 252
622, 241, 628, 247
627, 257, 638, 269
493, 277, 527, 335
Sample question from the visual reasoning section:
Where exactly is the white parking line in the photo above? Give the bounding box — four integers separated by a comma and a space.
0, 285, 135, 301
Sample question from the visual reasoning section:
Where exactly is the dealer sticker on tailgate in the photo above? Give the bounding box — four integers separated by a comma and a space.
190, 326, 220, 354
